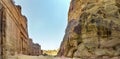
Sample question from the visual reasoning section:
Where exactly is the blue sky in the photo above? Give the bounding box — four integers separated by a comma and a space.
14, 0, 71, 50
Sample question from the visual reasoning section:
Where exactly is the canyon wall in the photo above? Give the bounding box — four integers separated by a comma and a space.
0, 0, 41, 59
29, 38, 42, 56
58, 0, 120, 58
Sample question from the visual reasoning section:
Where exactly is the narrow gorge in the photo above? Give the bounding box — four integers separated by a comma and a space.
1, 0, 120, 59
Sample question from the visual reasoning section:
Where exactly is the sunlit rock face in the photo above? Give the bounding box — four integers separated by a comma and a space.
58, 0, 120, 58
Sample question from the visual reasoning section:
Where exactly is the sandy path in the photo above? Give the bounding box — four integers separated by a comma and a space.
7, 55, 120, 59
7, 55, 74, 59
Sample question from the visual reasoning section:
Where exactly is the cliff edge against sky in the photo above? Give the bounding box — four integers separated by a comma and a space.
58, 0, 120, 58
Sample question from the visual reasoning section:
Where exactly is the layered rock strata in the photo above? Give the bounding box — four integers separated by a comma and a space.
0, 0, 41, 59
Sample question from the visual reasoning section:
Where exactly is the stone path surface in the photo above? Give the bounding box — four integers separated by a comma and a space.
7, 55, 71, 59
7, 55, 120, 59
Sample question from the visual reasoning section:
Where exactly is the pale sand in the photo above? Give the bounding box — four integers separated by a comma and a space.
7, 55, 77, 59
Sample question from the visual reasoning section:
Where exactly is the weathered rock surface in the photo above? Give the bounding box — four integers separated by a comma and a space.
58, 0, 120, 58
0, 0, 42, 59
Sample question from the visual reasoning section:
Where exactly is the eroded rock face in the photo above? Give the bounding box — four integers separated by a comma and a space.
58, 0, 120, 58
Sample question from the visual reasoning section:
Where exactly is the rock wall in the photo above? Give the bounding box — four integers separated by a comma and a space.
0, 3, 5, 59
0, 0, 41, 59
0, 0, 30, 59
29, 38, 42, 56
58, 0, 120, 58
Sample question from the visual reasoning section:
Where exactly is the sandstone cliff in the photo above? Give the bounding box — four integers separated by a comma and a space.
0, 0, 42, 59
58, 0, 120, 58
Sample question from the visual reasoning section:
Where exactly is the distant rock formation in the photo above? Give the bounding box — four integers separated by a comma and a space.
58, 0, 120, 58
29, 38, 41, 56
42, 49, 59, 56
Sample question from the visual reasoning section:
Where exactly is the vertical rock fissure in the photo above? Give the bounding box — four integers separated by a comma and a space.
0, 6, 3, 59
2, 8, 6, 59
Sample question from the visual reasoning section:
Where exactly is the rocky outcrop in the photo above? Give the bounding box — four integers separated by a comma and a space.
29, 38, 41, 56
58, 0, 120, 58
42, 49, 59, 56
